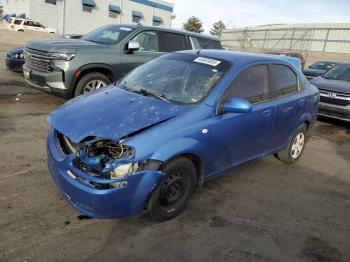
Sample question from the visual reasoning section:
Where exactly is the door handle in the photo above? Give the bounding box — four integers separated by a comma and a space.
262, 109, 272, 117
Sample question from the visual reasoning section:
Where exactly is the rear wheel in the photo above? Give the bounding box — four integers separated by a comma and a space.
148, 157, 197, 222
276, 124, 307, 164
74, 72, 111, 97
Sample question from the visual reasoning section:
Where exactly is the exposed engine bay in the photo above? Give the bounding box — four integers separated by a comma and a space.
58, 132, 136, 179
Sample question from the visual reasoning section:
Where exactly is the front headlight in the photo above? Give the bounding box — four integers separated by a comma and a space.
14, 54, 19, 59
110, 163, 139, 179
19, 53, 24, 59
51, 53, 76, 61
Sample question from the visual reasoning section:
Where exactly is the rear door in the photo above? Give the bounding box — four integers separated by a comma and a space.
158, 31, 190, 52
269, 64, 300, 149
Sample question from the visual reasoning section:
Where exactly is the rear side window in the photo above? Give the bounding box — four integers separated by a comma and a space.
270, 64, 298, 98
196, 38, 222, 49
158, 32, 187, 52
222, 65, 270, 104
132, 31, 158, 52
14, 19, 22, 25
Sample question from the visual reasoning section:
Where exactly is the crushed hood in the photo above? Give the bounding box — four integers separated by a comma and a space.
311, 77, 350, 94
48, 86, 187, 143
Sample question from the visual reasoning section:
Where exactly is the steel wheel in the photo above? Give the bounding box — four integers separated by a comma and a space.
291, 132, 305, 159
159, 172, 187, 207
83, 80, 106, 93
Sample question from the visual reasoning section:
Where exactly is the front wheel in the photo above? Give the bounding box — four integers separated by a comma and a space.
74, 72, 111, 97
276, 124, 307, 164
148, 157, 197, 222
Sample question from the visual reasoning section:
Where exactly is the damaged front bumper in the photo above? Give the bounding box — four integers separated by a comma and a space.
47, 129, 165, 218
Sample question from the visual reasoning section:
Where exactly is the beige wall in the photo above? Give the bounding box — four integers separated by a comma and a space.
3, 0, 29, 16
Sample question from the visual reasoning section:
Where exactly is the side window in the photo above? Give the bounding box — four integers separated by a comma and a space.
190, 37, 201, 50
24, 20, 34, 27
14, 20, 22, 25
132, 31, 158, 52
196, 38, 223, 49
270, 64, 298, 98
158, 32, 187, 52
221, 65, 270, 105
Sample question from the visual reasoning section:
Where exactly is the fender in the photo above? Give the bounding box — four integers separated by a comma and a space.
71, 63, 119, 89
150, 137, 208, 173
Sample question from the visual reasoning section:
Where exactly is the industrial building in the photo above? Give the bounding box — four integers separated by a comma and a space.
2, 0, 174, 34
221, 23, 350, 54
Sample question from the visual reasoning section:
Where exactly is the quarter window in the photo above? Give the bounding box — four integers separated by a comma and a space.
158, 32, 187, 52
14, 19, 22, 25
270, 64, 298, 98
222, 65, 270, 104
132, 31, 158, 52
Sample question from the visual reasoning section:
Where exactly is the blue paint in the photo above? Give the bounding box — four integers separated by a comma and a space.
47, 50, 319, 219
130, 0, 173, 12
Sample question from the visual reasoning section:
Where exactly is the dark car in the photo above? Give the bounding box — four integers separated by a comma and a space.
47, 50, 319, 221
6, 47, 25, 72
303, 61, 337, 80
23, 24, 222, 98
311, 62, 350, 121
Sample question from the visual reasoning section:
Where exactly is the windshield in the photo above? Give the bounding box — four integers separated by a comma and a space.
310, 61, 335, 70
323, 64, 350, 82
118, 53, 232, 104
82, 25, 134, 45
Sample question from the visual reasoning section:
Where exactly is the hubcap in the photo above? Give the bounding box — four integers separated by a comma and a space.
83, 80, 106, 93
159, 172, 186, 207
291, 132, 305, 159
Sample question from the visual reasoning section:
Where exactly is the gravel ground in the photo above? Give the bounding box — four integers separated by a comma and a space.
0, 29, 349, 262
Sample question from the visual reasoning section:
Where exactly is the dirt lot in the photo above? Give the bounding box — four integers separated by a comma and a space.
0, 30, 349, 262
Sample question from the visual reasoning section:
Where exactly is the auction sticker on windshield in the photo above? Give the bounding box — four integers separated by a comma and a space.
194, 57, 221, 66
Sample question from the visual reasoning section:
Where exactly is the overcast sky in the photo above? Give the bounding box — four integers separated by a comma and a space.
171, 0, 350, 33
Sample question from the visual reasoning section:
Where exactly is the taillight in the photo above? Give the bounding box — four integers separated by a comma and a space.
10, 25, 15, 29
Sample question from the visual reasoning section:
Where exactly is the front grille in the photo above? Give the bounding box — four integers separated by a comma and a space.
319, 89, 350, 106
320, 96, 350, 106
319, 108, 350, 120
24, 47, 53, 72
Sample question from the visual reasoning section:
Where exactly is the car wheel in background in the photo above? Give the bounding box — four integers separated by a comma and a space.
276, 124, 307, 164
74, 72, 111, 97
148, 157, 197, 222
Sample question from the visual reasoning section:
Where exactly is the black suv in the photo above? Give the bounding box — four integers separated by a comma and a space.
23, 24, 223, 98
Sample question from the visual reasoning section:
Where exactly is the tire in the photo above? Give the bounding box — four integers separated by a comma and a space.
74, 72, 111, 97
148, 157, 197, 222
276, 124, 307, 164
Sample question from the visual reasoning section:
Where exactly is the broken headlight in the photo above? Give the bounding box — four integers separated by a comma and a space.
76, 138, 136, 179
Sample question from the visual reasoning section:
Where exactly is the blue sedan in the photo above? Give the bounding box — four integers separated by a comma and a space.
47, 50, 319, 221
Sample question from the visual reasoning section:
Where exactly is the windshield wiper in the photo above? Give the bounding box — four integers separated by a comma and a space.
132, 89, 171, 102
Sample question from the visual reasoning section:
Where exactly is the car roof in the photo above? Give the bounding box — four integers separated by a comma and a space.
109, 24, 218, 41
176, 49, 298, 66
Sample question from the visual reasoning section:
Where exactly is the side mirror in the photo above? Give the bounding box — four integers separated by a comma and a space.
127, 40, 140, 53
223, 98, 252, 114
